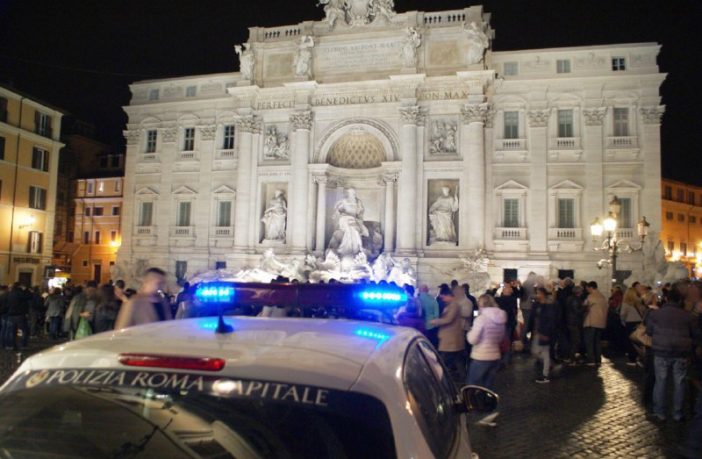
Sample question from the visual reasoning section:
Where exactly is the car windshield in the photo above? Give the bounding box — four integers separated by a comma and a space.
0, 371, 396, 459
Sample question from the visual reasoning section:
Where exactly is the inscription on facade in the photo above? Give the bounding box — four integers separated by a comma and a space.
315, 39, 403, 74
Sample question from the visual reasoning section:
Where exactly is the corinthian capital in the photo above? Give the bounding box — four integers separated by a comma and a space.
290, 111, 314, 131
399, 105, 422, 125
640, 106, 665, 125
235, 116, 262, 133
461, 103, 491, 124
583, 107, 608, 126
198, 125, 217, 141
527, 109, 551, 128
124, 130, 140, 145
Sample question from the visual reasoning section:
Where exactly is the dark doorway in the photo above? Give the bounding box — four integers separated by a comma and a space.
93, 264, 102, 283
18, 272, 33, 287
558, 269, 575, 280
215, 261, 227, 270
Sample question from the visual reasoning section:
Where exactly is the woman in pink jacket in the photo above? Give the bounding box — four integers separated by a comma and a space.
466, 294, 507, 390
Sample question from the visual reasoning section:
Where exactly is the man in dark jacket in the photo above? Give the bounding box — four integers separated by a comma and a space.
555, 279, 574, 360
0, 285, 9, 349
1, 283, 31, 350
527, 287, 558, 383
646, 281, 700, 422
565, 286, 586, 364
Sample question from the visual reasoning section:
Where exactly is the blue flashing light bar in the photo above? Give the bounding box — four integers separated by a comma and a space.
195, 284, 235, 303
354, 328, 391, 342
359, 290, 407, 303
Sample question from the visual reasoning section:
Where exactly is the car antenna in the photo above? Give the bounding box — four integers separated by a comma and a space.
215, 305, 234, 334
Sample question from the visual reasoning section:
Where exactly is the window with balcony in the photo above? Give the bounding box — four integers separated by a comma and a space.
223, 125, 236, 149
557, 109, 574, 138
34, 112, 52, 137
183, 127, 195, 151
138, 202, 153, 227
503, 111, 519, 139
31, 147, 49, 171
556, 59, 571, 74
27, 231, 43, 254
612, 57, 626, 71
503, 199, 519, 228
613, 108, 629, 137
503, 62, 518, 76
558, 198, 575, 228
176, 201, 192, 227
217, 201, 232, 227
28, 186, 46, 210
618, 197, 632, 228
145, 130, 157, 153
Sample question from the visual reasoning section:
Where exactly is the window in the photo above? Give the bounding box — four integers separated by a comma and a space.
0, 136, 5, 160
98, 181, 104, 192
503, 111, 519, 139
183, 127, 195, 151
666, 212, 673, 220
35, 112, 52, 137
110, 155, 121, 168
612, 57, 626, 71
186, 86, 197, 97
85, 206, 92, 216
681, 242, 688, 255
112, 206, 120, 216
690, 216, 697, 224
110, 230, 117, 242
678, 214, 686, 222
668, 240, 675, 253
27, 231, 43, 254
67, 231, 74, 242
664, 186, 672, 199
83, 231, 90, 244
223, 125, 236, 149
619, 197, 632, 228
215, 261, 227, 270
114, 180, 121, 193
93, 207, 104, 216
217, 201, 232, 227
138, 202, 153, 226
148, 88, 160, 101
556, 59, 571, 74
503, 199, 520, 228
175, 260, 188, 281
677, 189, 684, 202
87, 182, 94, 194
31, 147, 49, 171
558, 198, 575, 228
177, 201, 191, 227
688, 191, 695, 205
503, 62, 518, 76
28, 186, 46, 210
94, 231, 101, 245
557, 109, 574, 138
613, 108, 629, 137
146, 130, 157, 153
82, 260, 88, 267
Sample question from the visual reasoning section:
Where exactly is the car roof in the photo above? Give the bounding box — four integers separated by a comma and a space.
15, 317, 421, 392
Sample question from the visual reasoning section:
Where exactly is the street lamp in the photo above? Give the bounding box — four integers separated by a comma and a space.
591, 196, 649, 286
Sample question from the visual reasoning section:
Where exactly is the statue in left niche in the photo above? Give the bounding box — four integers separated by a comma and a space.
235, 43, 255, 81
261, 190, 288, 241
293, 36, 315, 79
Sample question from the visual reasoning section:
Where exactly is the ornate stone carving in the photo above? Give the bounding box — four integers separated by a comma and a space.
399, 105, 422, 125
582, 107, 608, 126
235, 43, 255, 81
382, 173, 399, 184
161, 127, 177, 143
293, 36, 315, 79
401, 27, 422, 67
318, 0, 345, 29
261, 190, 287, 241
263, 125, 290, 160
463, 21, 489, 65
484, 106, 496, 128
461, 103, 491, 124
640, 106, 665, 125
313, 175, 328, 185
199, 125, 217, 141
429, 119, 458, 156
290, 111, 314, 131
235, 116, 262, 133
416, 107, 428, 127
124, 130, 140, 145
318, 0, 395, 29
527, 109, 551, 128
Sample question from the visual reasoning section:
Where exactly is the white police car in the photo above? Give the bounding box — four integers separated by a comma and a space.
0, 301, 496, 458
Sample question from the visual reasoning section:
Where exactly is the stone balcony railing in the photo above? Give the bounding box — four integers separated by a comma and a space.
548, 228, 583, 240
140, 153, 159, 162
422, 10, 467, 26
216, 149, 237, 159
616, 228, 634, 239
178, 151, 198, 161
212, 227, 233, 237
261, 25, 302, 41
494, 227, 527, 240
550, 137, 581, 150
171, 226, 194, 237
136, 226, 154, 236
495, 138, 527, 151
606, 136, 638, 148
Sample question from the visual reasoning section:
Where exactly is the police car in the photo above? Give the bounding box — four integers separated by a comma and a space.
0, 285, 496, 459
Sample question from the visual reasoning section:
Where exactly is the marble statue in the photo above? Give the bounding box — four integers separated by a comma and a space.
293, 36, 315, 78
429, 186, 459, 244
329, 188, 369, 257
263, 126, 289, 160
401, 27, 421, 67
387, 258, 417, 287
235, 43, 255, 81
429, 120, 457, 155
318, 0, 345, 29
261, 190, 287, 241
370, 0, 396, 22
464, 21, 489, 65
317, 0, 395, 28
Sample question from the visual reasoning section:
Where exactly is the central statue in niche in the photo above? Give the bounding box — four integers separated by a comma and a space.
328, 188, 383, 259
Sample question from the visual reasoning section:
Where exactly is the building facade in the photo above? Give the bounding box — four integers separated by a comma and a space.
118, 3, 665, 287
661, 178, 702, 275
0, 86, 64, 286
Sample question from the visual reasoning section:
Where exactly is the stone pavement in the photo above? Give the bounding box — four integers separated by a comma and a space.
469, 352, 691, 459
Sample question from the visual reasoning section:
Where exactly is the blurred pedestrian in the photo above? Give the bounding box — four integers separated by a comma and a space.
583, 281, 608, 367
620, 287, 645, 366
467, 294, 507, 390
565, 286, 585, 364
44, 288, 66, 340
115, 268, 172, 329
431, 285, 465, 383
418, 285, 440, 348
527, 287, 558, 383
94, 284, 120, 333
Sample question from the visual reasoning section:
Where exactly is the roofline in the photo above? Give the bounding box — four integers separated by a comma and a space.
130, 71, 240, 87
0, 84, 68, 115
493, 42, 661, 56
661, 177, 702, 190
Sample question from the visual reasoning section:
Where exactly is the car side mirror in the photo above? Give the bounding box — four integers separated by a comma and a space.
459, 385, 499, 413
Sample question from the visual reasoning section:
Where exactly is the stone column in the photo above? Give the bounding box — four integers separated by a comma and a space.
640, 106, 664, 233
383, 174, 397, 253
460, 103, 490, 250
314, 176, 327, 253
527, 109, 550, 253
233, 116, 258, 250
582, 107, 607, 251
396, 106, 420, 255
289, 110, 314, 252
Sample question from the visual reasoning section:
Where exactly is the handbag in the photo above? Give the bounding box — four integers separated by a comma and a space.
629, 323, 652, 348
75, 317, 93, 340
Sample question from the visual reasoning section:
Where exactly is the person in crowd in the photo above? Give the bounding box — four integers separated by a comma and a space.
642, 289, 661, 409
646, 281, 700, 422
94, 284, 120, 333
65, 282, 97, 340
527, 287, 558, 383
467, 294, 507, 390
680, 300, 702, 457
620, 287, 645, 366
430, 285, 465, 383
396, 285, 424, 333
583, 281, 608, 367
555, 278, 574, 360
418, 284, 440, 348
436, 283, 450, 315
27, 286, 44, 338
114, 279, 128, 305
44, 288, 66, 340
0, 285, 9, 350
564, 285, 585, 365
496, 283, 518, 363
454, 282, 474, 369
520, 272, 538, 349
0, 283, 30, 350
115, 268, 172, 329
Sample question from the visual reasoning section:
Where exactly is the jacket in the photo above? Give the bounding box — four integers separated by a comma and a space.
45, 294, 66, 318
4, 289, 30, 316
467, 307, 507, 361
433, 300, 465, 352
646, 303, 699, 358
584, 290, 608, 329
496, 295, 518, 331
620, 302, 644, 324
114, 292, 172, 330
565, 294, 584, 327
418, 293, 439, 330
526, 301, 558, 345
455, 293, 474, 331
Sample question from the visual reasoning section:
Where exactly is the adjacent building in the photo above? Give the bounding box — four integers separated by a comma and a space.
117, 3, 665, 287
661, 178, 702, 275
0, 85, 64, 286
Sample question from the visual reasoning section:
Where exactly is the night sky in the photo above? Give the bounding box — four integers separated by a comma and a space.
1, 0, 700, 184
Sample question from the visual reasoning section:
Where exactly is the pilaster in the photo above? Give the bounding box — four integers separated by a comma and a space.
461, 103, 490, 250
289, 110, 314, 252
527, 109, 550, 253
640, 106, 664, 233
396, 105, 420, 255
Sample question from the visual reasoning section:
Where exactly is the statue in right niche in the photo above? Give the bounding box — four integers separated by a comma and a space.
429, 186, 459, 244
